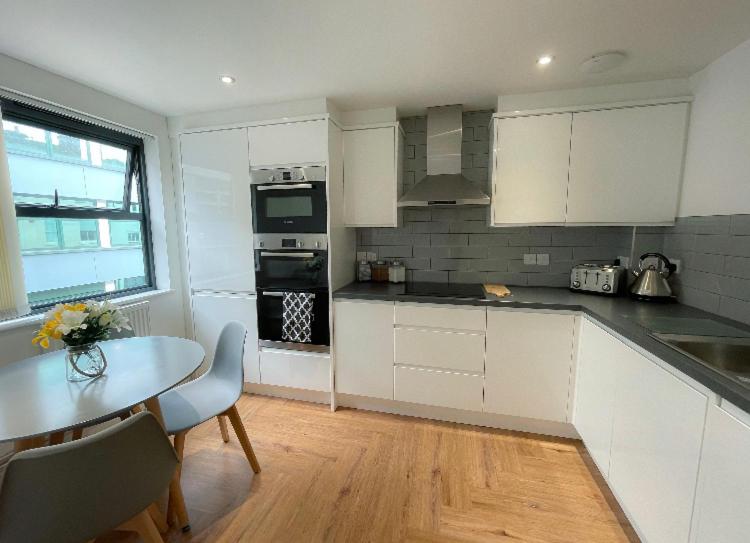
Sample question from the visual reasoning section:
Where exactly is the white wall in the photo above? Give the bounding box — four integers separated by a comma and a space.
678, 38, 750, 217
0, 54, 187, 366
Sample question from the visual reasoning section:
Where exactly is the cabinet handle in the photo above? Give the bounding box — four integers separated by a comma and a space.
256, 183, 313, 191
260, 252, 316, 258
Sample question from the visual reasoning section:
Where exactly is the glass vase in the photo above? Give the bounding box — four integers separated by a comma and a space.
65, 343, 107, 382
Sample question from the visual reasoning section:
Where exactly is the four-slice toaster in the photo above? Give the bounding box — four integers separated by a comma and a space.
570, 264, 626, 295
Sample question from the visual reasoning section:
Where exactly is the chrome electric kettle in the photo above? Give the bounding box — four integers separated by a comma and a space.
630, 252, 677, 301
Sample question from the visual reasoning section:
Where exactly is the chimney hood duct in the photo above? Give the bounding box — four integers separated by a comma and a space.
398, 105, 491, 207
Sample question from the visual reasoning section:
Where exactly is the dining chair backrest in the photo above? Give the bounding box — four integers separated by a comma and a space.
0, 412, 177, 543
207, 321, 247, 404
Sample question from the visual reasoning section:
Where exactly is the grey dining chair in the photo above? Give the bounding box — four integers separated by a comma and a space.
0, 411, 177, 543
157, 321, 261, 530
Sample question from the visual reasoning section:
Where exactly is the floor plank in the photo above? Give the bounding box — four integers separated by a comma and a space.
99, 394, 639, 543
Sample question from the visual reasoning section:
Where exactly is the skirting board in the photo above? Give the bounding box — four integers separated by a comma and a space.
243, 384, 580, 440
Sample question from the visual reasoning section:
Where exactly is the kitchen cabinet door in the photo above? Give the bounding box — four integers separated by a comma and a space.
572, 319, 620, 477
192, 292, 259, 383
180, 129, 255, 293
248, 119, 327, 167
333, 300, 394, 399
343, 125, 400, 227
485, 309, 575, 422
609, 342, 707, 543
691, 403, 750, 543
566, 103, 688, 224
491, 113, 571, 225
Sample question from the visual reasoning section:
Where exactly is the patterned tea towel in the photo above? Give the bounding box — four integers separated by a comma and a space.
282, 292, 314, 343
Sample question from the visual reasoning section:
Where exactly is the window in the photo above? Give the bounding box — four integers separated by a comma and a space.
1, 99, 154, 308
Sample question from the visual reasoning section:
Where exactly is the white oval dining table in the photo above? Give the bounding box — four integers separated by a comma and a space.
0, 336, 205, 449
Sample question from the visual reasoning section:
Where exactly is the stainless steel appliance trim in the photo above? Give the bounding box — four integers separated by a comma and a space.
259, 339, 330, 354
250, 165, 326, 184
260, 290, 316, 299
260, 251, 316, 258
254, 233, 328, 250
256, 183, 313, 191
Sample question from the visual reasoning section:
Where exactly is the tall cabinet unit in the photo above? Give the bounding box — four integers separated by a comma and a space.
180, 128, 259, 382
343, 123, 403, 227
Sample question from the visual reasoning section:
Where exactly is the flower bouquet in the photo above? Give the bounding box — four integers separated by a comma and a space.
33, 300, 131, 381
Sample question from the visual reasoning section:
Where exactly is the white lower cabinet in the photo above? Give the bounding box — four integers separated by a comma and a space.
484, 309, 575, 422
259, 347, 330, 392
608, 344, 707, 543
394, 366, 483, 411
691, 403, 750, 543
333, 300, 394, 399
573, 319, 621, 476
394, 327, 485, 372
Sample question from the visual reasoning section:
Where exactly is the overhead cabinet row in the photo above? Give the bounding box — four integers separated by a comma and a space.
491, 101, 690, 225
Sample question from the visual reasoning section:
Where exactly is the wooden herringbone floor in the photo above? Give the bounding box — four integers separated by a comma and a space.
101, 394, 638, 543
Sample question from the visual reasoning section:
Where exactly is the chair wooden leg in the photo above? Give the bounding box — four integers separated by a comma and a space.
169, 468, 191, 532
49, 431, 65, 445
218, 415, 230, 443
117, 508, 164, 543
224, 404, 261, 473
14, 436, 47, 452
71, 428, 84, 441
147, 502, 168, 534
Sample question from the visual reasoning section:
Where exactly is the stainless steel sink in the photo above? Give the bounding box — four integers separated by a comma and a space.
652, 333, 750, 383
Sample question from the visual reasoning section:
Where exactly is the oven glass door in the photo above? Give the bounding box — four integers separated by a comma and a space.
252, 182, 327, 233
255, 250, 328, 290
257, 288, 330, 347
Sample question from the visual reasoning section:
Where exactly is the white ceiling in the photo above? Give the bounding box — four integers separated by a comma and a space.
2, 0, 750, 117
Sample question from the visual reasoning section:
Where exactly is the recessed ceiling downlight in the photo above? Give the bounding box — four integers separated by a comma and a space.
537, 54, 553, 66
220, 75, 236, 85
580, 52, 627, 74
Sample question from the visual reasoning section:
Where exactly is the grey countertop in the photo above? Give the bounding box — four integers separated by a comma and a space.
334, 281, 750, 413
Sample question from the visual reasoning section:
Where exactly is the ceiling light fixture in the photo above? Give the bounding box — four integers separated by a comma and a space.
537, 54, 553, 66
219, 75, 236, 85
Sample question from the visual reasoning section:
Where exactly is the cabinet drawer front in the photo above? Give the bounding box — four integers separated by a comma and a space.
259, 348, 330, 392
395, 327, 484, 372
394, 366, 483, 411
395, 303, 485, 331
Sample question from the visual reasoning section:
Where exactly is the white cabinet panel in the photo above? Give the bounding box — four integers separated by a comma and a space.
567, 103, 688, 223
395, 327, 485, 372
485, 310, 575, 422
248, 120, 328, 167
191, 292, 259, 383
394, 366, 483, 411
395, 303, 486, 331
492, 113, 571, 225
572, 319, 620, 476
259, 348, 330, 392
609, 343, 707, 543
334, 300, 394, 399
180, 129, 255, 292
692, 404, 750, 543
343, 126, 399, 227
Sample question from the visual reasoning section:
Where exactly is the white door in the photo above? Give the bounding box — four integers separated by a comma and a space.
692, 403, 750, 543
485, 309, 575, 422
343, 126, 397, 227
572, 319, 620, 477
492, 113, 571, 225
192, 292, 259, 383
609, 344, 707, 543
180, 129, 255, 293
566, 103, 688, 224
248, 119, 328, 167
334, 300, 394, 399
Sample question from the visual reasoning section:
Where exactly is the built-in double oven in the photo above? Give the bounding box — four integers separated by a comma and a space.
251, 166, 329, 353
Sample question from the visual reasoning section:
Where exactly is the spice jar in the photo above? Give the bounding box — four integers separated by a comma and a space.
371, 260, 389, 282
357, 260, 372, 282
389, 260, 406, 283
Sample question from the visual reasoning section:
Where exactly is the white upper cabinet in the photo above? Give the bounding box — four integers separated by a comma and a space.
608, 343, 707, 543
180, 128, 255, 293
248, 119, 328, 167
491, 113, 571, 225
566, 103, 689, 224
343, 125, 403, 227
485, 309, 575, 422
691, 403, 750, 543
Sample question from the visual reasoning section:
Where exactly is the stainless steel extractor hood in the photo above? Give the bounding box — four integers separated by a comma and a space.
398, 105, 490, 207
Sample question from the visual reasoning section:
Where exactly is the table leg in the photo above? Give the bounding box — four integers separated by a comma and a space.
13, 436, 47, 452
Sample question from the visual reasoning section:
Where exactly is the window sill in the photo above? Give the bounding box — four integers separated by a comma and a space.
0, 288, 174, 333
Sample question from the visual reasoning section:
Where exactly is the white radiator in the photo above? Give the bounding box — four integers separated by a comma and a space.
35, 300, 151, 354
119, 300, 151, 337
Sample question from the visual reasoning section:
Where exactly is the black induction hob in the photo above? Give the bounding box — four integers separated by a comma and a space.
403, 282, 485, 299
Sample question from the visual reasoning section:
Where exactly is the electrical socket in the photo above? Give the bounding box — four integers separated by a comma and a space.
670, 258, 681, 273
536, 253, 550, 266
617, 255, 631, 269
523, 253, 537, 265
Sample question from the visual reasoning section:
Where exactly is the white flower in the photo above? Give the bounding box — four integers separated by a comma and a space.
99, 313, 113, 327
56, 309, 88, 335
